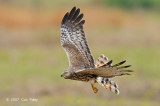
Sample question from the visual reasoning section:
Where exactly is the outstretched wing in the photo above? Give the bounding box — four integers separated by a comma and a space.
61, 7, 95, 70
76, 60, 133, 78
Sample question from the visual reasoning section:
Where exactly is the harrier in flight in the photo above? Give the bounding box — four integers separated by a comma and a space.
60, 7, 132, 94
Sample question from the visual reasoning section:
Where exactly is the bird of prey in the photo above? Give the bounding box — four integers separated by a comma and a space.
60, 7, 132, 94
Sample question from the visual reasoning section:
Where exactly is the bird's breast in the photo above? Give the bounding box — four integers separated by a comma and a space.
70, 73, 97, 82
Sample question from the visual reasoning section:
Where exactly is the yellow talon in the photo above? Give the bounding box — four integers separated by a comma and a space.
91, 84, 98, 94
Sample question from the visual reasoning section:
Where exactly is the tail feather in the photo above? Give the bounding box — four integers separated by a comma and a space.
96, 77, 120, 95
95, 55, 119, 94
95, 54, 108, 67
94, 54, 133, 95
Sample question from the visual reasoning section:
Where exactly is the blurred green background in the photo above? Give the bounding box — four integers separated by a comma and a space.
0, 0, 160, 106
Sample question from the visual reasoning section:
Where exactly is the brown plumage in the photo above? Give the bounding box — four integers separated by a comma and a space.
60, 7, 133, 95
95, 54, 120, 94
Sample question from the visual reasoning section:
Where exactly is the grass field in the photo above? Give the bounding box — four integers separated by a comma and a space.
0, 1, 160, 106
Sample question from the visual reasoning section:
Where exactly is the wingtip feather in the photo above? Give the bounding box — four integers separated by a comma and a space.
68, 7, 76, 20
61, 7, 84, 25
120, 60, 126, 65
75, 14, 84, 23
107, 60, 113, 65
79, 20, 85, 25
61, 12, 69, 24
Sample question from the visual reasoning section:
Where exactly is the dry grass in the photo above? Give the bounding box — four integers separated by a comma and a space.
0, 4, 160, 28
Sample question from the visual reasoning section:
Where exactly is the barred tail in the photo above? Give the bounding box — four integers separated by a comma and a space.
95, 54, 108, 67
95, 55, 119, 94
96, 77, 120, 95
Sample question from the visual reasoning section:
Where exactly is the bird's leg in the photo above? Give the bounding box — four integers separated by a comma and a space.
91, 83, 98, 94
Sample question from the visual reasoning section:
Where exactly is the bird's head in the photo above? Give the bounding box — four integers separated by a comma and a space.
61, 69, 72, 79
